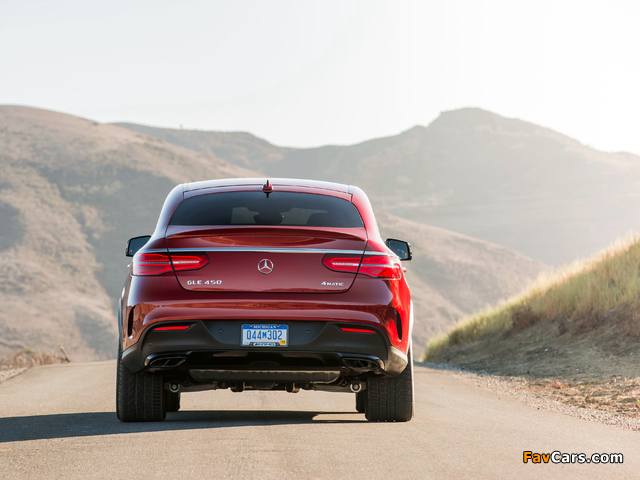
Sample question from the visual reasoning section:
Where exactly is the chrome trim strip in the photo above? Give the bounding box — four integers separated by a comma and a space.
145, 247, 391, 256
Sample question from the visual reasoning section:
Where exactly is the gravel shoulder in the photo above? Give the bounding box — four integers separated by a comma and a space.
0, 348, 68, 383
420, 362, 640, 432
0, 368, 27, 383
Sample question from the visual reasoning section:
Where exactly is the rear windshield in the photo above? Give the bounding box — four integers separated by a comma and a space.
169, 192, 364, 228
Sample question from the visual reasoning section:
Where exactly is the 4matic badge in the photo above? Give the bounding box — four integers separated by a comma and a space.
321, 281, 344, 286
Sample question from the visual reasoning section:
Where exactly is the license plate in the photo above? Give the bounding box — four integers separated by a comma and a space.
241, 324, 288, 347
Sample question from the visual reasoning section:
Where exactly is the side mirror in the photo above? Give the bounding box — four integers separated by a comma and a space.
385, 238, 412, 261
126, 235, 151, 257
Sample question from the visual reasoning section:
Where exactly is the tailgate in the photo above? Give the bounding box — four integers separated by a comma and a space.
165, 226, 367, 293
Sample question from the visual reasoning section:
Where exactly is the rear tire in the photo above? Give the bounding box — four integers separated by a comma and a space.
116, 346, 166, 422
355, 391, 366, 413
165, 391, 181, 412
365, 346, 414, 422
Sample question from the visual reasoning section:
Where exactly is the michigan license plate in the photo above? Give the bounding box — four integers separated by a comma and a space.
241, 324, 288, 347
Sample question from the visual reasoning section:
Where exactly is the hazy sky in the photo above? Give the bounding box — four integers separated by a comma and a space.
1, 0, 639, 152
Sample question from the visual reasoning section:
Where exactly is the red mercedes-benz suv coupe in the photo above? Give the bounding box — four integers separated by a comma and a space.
117, 178, 414, 422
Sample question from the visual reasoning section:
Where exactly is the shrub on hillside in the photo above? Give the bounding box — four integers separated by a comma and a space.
0, 347, 68, 370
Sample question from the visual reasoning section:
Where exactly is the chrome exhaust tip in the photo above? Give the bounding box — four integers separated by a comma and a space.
147, 356, 187, 368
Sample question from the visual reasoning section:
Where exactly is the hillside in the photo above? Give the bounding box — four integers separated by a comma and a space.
423, 234, 640, 376
421, 235, 640, 420
118, 109, 640, 267
1, 106, 546, 359
0, 106, 255, 360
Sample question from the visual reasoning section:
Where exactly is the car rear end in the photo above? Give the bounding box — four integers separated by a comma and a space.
117, 178, 413, 422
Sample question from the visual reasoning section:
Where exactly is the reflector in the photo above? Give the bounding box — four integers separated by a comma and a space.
340, 327, 376, 333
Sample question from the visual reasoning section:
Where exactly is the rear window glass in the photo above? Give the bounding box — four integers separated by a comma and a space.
169, 192, 364, 228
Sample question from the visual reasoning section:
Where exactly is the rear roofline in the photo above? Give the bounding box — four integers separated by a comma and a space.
151, 178, 380, 242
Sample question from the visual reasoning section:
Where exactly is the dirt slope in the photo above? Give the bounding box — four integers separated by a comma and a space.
0, 106, 255, 360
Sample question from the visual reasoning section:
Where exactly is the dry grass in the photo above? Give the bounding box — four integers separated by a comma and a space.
0, 347, 68, 371
422, 233, 640, 361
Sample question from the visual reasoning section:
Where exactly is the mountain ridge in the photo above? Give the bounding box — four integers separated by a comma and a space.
118, 107, 640, 266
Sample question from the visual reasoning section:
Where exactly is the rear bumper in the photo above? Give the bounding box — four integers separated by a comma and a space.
122, 273, 411, 355
121, 319, 408, 379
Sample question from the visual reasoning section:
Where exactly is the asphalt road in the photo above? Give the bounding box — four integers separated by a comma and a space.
0, 361, 638, 479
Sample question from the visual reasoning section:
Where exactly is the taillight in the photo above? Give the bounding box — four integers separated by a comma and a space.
170, 254, 209, 271
133, 253, 172, 275
322, 254, 402, 280
132, 252, 209, 275
359, 255, 402, 280
322, 255, 361, 273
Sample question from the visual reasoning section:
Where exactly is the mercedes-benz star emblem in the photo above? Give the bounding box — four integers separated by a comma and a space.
258, 259, 274, 275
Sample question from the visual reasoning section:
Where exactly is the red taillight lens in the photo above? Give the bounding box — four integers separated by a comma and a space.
358, 255, 402, 280
322, 254, 401, 280
132, 252, 209, 275
133, 253, 173, 275
154, 325, 190, 331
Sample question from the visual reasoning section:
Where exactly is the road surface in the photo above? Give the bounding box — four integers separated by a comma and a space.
0, 362, 638, 479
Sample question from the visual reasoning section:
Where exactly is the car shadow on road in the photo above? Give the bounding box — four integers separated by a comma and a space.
0, 410, 365, 443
